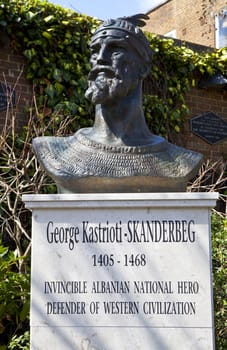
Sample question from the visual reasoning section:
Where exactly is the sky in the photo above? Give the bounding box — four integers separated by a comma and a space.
48, 0, 164, 20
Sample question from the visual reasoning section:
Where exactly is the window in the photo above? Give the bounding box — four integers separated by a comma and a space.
164, 29, 177, 39
215, 9, 227, 48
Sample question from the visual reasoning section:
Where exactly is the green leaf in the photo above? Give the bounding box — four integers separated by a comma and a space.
0, 345, 7, 350
54, 82, 64, 93
20, 300, 30, 322
45, 84, 55, 99
0, 246, 8, 259
23, 48, 36, 60
53, 69, 62, 81
174, 125, 180, 133
25, 11, 36, 20
42, 31, 52, 40
44, 15, 54, 22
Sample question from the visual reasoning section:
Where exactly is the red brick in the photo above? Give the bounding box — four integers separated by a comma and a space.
145, 0, 227, 47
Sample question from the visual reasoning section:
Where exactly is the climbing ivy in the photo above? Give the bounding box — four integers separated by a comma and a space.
143, 34, 196, 137
143, 33, 227, 137
0, 0, 226, 137
0, 0, 100, 133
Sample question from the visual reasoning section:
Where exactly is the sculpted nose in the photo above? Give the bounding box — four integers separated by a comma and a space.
96, 47, 110, 64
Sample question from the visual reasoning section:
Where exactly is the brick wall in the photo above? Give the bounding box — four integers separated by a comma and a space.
145, 0, 227, 47
0, 33, 33, 131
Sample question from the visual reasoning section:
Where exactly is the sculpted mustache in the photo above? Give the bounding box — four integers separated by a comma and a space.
88, 67, 117, 80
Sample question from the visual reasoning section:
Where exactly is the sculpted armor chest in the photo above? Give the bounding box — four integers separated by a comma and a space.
33, 128, 203, 193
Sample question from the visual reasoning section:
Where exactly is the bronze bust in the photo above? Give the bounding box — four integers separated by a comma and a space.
33, 14, 203, 193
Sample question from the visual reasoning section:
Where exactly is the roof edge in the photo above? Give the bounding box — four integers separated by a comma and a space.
146, 0, 171, 15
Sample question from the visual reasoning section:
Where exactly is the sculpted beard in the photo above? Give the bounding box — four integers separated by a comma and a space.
85, 70, 125, 104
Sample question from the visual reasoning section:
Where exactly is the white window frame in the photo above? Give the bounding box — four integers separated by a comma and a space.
215, 9, 227, 49
164, 29, 177, 39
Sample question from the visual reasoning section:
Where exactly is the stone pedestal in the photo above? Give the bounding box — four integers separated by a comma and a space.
23, 192, 218, 350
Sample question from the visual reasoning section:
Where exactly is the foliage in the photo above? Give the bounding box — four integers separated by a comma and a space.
188, 160, 227, 350
0, 0, 99, 129
0, 115, 47, 273
0, 242, 30, 349
0, 99, 77, 348
188, 160, 227, 349
143, 34, 195, 137
8, 331, 30, 350
212, 213, 227, 350
0, 98, 78, 273
143, 33, 227, 137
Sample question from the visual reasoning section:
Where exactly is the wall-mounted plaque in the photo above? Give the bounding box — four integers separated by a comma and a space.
0, 82, 16, 112
190, 112, 227, 144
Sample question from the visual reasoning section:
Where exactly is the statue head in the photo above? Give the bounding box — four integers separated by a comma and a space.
85, 14, 153, 105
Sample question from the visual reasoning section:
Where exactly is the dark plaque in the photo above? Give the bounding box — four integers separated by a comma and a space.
0, 82, 16, 112
190, 112, 227, 144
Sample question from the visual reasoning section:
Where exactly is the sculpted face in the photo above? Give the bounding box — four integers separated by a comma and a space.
85, 30, 142, 105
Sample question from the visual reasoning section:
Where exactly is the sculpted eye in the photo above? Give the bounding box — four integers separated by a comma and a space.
112, 51, 121, 56
90, 44, 100, 55
90, 48, 98, 55
111, 46, 126, 56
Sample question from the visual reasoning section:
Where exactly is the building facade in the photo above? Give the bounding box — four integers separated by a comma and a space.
145, 0, 227, 48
